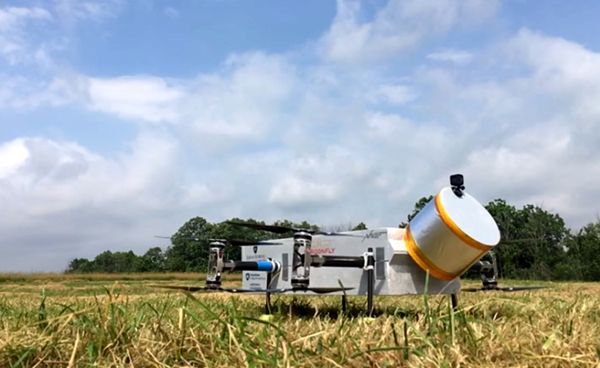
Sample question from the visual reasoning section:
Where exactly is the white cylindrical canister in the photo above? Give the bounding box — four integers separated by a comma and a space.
405, 187, 500, 280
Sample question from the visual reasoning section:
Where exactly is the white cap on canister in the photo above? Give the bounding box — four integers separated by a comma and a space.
437, 187, 500, 247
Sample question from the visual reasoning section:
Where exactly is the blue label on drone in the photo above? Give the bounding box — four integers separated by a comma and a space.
256, 260, 274, 272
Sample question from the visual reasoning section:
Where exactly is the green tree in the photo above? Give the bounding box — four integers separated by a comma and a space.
140, 247, 166, 272
67, 249, 165, 273
565, 222, 600, 281
93, 251, 117, 273
352, 222, 367, 231
87, 250, 143, 273
66, 258, 94, 273
485, 199, 520, 278
164, 217, 213, 272
486, 200, 569, 279
516, 205, 568, 279
113, 251, 142, 273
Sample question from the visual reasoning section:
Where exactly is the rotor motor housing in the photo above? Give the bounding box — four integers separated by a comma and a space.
291, 232, 312, 288
206, 243, 225, 287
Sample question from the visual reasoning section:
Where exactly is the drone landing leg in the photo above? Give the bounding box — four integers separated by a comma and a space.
341, 293, 347, 314
366, 248, 375, 317
264, 292, 272, 314
451, 293, 458, 311
264, 273, 272, 314
367, 272, 374, 316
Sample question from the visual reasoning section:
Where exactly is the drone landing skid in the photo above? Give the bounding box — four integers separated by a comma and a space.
152, 285, 257, 293
267, 287, 354, 294
461, 285, 547, 292
154, 284, 353, 294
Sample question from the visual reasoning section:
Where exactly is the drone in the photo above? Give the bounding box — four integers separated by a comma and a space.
157, 174, 544, 316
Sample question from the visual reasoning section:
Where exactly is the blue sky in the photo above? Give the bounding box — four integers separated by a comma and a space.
2, 0, 600, 271
71, 1, 337, 77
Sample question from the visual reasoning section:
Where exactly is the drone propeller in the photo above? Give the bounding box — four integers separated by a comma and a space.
211, 239, 283, 246
154, 236, 282, 246
226, 221, 358, 237
154, 284, 353, 294
461, 285, 547, 292
154, 235, 201, 242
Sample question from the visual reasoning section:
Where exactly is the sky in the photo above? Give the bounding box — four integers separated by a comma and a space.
2, 0, 600, 272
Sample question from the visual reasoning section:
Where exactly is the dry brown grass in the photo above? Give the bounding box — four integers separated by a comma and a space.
1, 275, 599, 367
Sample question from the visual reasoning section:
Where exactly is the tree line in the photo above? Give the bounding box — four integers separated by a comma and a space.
66, 199, 600, 281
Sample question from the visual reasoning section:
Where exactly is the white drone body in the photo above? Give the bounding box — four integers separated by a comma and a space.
241, 227, 460, 295
158, 176, 506, 315
241, 186, 500, 296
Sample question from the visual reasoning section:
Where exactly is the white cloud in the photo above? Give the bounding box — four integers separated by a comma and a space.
0, 1, 121, 67
0, 135, 176, 216
0, 0, 123, 83
0, 139, 30, 179
0, 73, 88, 108
87, 76, 184, 123
368, 84, 416, 105
269, 176, 340, 207
0, 0, 126, 114
0, 73, 184, 119
0, 5, 52, 65
179, 52, 296, 146
319, 0, 499, 64
2, 50, 297, 143
427, 49, 473, 65
0, 134, 203, 271
438, 30, 600, 226
0, 6, 51, 31
507, 29, 600, 123
53, 0, 123, 23
459, 124, 600, 225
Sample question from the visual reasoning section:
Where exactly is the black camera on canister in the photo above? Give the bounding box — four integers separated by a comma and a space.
450, 174, 465, 198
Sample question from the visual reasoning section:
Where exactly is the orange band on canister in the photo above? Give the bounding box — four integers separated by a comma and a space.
404, 226, 457, 281
434, 194, 493, 252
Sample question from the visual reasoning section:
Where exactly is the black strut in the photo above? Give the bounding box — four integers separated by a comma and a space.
366, 247, 375, 317
265, 272, 272, 314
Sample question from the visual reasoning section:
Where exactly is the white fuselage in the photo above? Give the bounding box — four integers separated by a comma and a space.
241, 227, 461, 295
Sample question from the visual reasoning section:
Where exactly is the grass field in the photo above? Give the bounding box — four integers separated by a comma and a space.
1, 273, 599, 367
